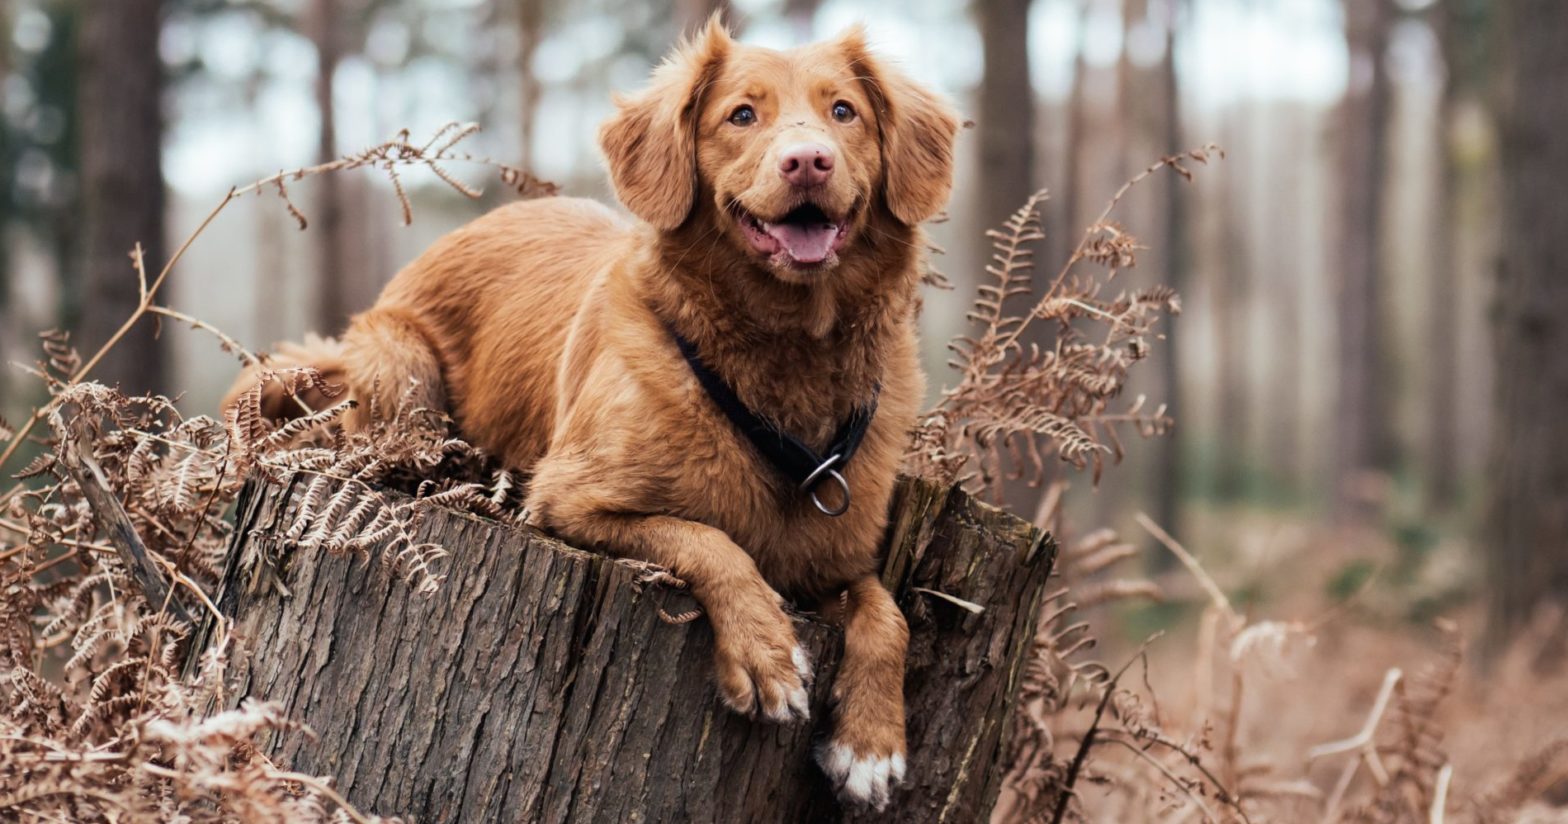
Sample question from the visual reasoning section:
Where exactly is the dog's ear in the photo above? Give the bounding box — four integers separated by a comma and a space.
841, 27, 961, 226
599, 18, 732, 230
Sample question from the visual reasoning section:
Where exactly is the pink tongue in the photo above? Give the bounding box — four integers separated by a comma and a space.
764, 221, 838, 263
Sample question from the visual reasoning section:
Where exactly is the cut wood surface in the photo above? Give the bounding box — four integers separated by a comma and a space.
208, 474, 1056, 823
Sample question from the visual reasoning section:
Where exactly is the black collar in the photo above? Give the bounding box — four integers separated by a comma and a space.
669, 328, 879, 516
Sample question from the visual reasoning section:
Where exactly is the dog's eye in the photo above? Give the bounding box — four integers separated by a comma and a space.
831, 101, 857, 123
728, 105, 757, 126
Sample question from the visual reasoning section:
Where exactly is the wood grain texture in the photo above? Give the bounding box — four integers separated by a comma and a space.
211, 475, 1055, 823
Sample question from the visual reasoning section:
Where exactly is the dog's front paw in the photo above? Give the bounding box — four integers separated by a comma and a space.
712, 598, 813, 723
819, 672, 907, 810
817, 739, 907, 811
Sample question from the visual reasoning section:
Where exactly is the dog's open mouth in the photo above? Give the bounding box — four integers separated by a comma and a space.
736, 203, 849, 266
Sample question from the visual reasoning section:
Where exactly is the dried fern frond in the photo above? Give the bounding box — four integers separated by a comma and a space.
906, 149, 1218, 497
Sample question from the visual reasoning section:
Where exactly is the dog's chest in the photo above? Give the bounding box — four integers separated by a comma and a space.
659, 406, 898, 596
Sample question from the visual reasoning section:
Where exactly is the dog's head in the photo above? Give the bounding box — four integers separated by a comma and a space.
600, 21, 959, 285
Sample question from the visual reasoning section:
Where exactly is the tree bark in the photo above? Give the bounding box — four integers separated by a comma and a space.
76, 0, 167, 396
1334, 0, 1394, 517
206, 475, 1057, 823
1485, 0, 1568, 650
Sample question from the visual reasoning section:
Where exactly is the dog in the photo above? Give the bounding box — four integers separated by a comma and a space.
226, 20, 958, 809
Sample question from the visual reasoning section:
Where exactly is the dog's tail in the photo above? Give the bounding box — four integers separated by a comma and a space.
221, 333, 351, 422
223, 308, 448, 429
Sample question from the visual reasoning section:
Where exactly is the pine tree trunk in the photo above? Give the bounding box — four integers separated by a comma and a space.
308, 0, 348, 335
1485, 0, 1568, 650
1150, 0, 1185, 540
976, 0, 1036, 235
1426, 0, 1466, 510
203, 475, 1056, 823
976, 0, 1042, 517
517, 0, 543, 172
76, 0, 166, 396
678, 0, 733, 30
1212, 108, 1250, 502
1334, 0, 1394, 517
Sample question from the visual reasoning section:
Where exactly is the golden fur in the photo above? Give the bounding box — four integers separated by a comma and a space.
226, 21, 958, 808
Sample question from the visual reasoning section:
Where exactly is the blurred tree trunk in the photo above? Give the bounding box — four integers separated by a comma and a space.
0, 4, 10, 320
976, 0, 1035, 233
76, 0, 167, 396
308, 0, 347, 334
783, 0, 820, 37
1334, 0, 1394, 518
976, 0, 1038, 515
1151, 0, 1185, 537
1426, 0, 1477, 510
1485, 0, 1568, 650
517, 0, 543, 170
678, 0, 733, 29
1261, 109, 1304, 491
1212, 109, 1249, 502
1058, 2, 1090, 274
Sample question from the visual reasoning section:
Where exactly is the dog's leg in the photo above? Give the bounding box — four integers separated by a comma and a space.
529, 491, 812, 722
818, 574, 908, 811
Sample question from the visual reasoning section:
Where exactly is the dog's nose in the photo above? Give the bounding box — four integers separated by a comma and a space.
778, 142, 835, 187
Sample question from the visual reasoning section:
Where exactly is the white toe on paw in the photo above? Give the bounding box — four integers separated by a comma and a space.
719, 687, 755, 717
762, 683, 810, 723
817, 743, 904, 811
787, 683, 810, 719
793, 645, 813, 685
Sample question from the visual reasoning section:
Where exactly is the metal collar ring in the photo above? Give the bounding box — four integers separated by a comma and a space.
800, 454, 851, 517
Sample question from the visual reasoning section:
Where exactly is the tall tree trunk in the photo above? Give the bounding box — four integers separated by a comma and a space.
975, 0, 1035, 232
0, 2, 11, 322
1263, 108, 1305, 490
1334, 0, 1394, 517
517, 0, 543, 171
782, 0, 820, 38
1149, 0, 1185, 537
1426, 0, 1465, 510
975, 0, 1038, 515
1485, 0, 1568, 650
76, 0, 166, 396
1057, 1, 1091, 276
308, 0, 348, 335
1212, 108, 1250, 502
677, 0, 733, 30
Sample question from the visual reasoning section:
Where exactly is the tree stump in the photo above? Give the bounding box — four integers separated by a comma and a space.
207, 474, 1056, 823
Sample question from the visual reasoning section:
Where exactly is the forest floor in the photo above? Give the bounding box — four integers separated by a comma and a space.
1035, 500, 1568, 823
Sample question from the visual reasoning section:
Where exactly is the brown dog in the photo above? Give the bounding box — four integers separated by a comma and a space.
227, 20, 958, 809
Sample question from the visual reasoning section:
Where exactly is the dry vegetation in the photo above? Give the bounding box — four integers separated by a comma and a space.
0, 126, 533, 822
0, 129, 1563, 823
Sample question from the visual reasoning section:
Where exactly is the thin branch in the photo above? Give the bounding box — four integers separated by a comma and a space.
1137, 512, 1240, 626
1097, 736, 1221, 824
1051, 634, 1163, 824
